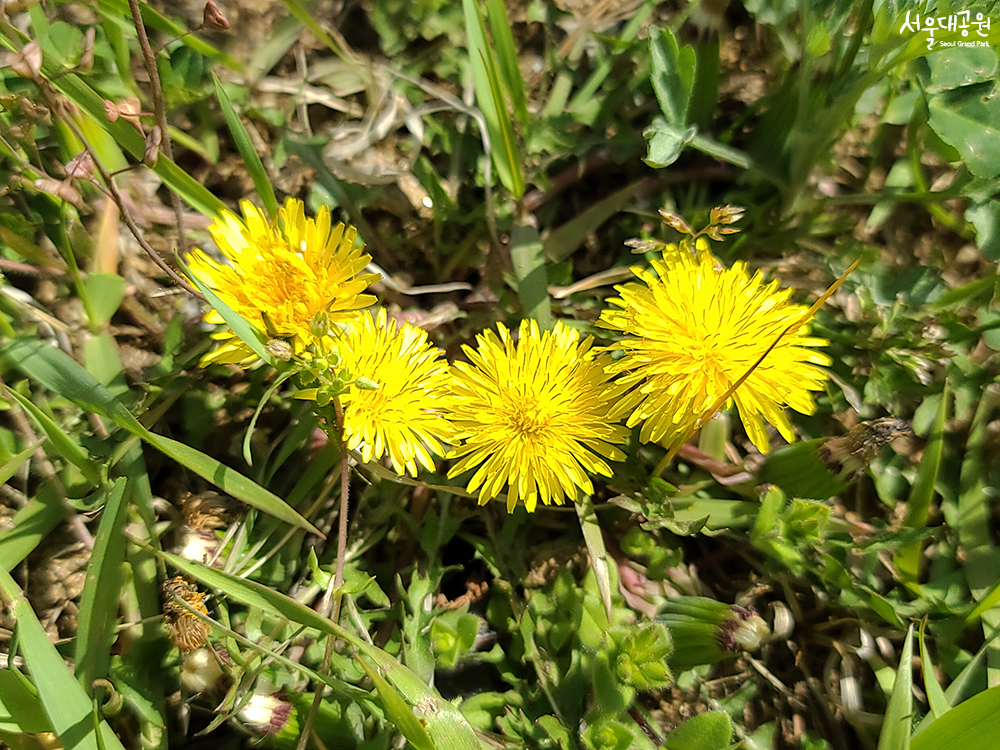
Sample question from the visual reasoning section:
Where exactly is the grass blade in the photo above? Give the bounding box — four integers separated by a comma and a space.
877, 623, 914, 750
0, 565, 126, 750
2, 337, 320, 536
510, 223, 552, 329
483, 0, 527, 123
213, 74, 278, 218
74, 477, 129, 690
0, 484, 67, 569
912, 685, 1000, 750
576, 496, 613, 621
919, 620, 951, 721
896, 385, 948, 582
462, 0, 524, 197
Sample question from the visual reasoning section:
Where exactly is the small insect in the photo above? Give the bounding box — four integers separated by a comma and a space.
162, 576, 211, 651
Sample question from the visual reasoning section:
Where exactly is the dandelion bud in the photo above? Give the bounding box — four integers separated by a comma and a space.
310, 311, 331, 339
65, 151, 95, 181
238, 692, 298, 737
658, 209, 692, 234
656, 596, 771, 671
180, 647, 225, 693
354, 375, 379, 391
78, 27, 95, 72
9, 42, 42, 79
202, 0, 231, 30
143, 125, 161, 167
265, 338, 293, 361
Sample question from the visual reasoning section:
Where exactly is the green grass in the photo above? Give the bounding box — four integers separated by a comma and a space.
0, 1, 999, 749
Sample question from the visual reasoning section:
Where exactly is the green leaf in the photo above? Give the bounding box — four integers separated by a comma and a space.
74, 477, 129, 690
510, 223, 552, 329
81, 273, 126, 329
919, 621, 951, 722
2, 338, 319, 536
0, 486, 67, 569
927, 82, 1000, 179
896, 385, 948, 581
912, 685, 1000, 750
877, 623, 914, 750
648, 25, 697, 127
664, 711, 732, 750
1, 387, 101, 488
0, 565, 126, 750
462, 0, 524, 197
357, 659, 436, 750
0, 437, 43, 487
0, 668, 50, 733
966, 199, 1000, 261
178, 254, 274, 366
214, 75, 278, 219
576, 496, 613, 621
643, 117, 697, 169
484, 0, 527, 123
925, 47, 998, 93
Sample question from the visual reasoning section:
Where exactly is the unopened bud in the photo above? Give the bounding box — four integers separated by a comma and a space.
65, 151, 94, 181
20, 99, 49, 120
354, 375, 379, 391
33, 178, 83, 208
104, 99, 120, 122
239, 692, 297, 736
143, 125, 161, 167
78, 27, 95, 73
710, 204, 745, 225
9, 41, 42, 79
202, 0, 230, 30
658, 209, 692, 235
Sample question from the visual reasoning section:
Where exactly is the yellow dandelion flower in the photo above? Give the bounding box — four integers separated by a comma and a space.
329, 309, 455, 477
598, 242, 831, 453
447, 320, 628, 513
187, 198, 379, 365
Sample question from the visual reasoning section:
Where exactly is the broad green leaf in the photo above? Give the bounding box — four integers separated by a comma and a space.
510, 223, 551, 329
928, 82, 1000, 179
925, 47, 998, 93
966, 199, 1000, 261
877, 623, 914, 750
0, 565, 126, 750
74, 477, 129, 690
648, 25, 697, 127
644, 117, 697, 169
214, 75, 278, 218
664, 711, 732, 750
81, 273, 126, 329
912, 685, 1000, 750
2, 338, 319, 536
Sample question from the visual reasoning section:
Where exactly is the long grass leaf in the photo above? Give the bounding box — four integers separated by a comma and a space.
0, 437, 43, 487
2, 338, 319, 536
157, 551, 485, 749
2, 386, 101, 487
896, 385, 948, 581
919, 621, 951, 721
74, 477, 129, 690
0, 484, 67, 569
877, 623, 914, 750
510, 223, 552, 329
213, 75, 278, 218
912, 685, 1000, 750
484, 0, 527, 122
0, 565, 126, 750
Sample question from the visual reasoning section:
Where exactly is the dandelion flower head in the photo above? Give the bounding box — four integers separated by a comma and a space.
598, 241, 831, 453
187, 198, 378, 365
301, 309, 456, 477
447, 320, 628, 513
